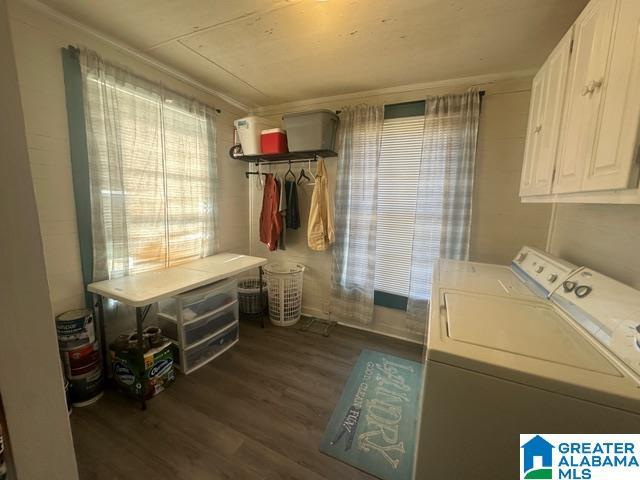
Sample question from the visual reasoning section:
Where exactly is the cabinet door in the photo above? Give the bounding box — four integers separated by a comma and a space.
534, 30, 573, 195
520, 30, 573, 197
553, 0, 618, 194
583, 0, 640, 191
519, 67, 547, 196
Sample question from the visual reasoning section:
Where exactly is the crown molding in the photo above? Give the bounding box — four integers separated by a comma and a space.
255, 69, 537, 115
18, 0, 250, 112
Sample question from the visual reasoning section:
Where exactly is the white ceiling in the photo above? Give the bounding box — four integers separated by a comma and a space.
39, 0, 589, 108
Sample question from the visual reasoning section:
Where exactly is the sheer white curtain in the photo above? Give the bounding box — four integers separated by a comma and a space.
330, 105, 384, 326
79, 49, 218, 281
406, 89, 481, 334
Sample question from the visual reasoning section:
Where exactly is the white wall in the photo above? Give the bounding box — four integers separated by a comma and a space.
251, 77, 552, 342
0, 0, 77, 476
7, 0, 250, 320
548, 204, 640, 289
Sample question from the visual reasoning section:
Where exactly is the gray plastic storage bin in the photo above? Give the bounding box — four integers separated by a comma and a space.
282, 109, 338, 152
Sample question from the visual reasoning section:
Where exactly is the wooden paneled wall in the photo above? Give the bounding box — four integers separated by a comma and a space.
548, 204, 640, 288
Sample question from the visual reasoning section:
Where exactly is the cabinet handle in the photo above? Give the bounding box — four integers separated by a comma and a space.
582, 78, 604, 96
582, 81, 594, 96
592, 78, 603, 91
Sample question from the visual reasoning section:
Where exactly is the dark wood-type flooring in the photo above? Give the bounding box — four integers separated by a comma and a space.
71, 320, 422, 480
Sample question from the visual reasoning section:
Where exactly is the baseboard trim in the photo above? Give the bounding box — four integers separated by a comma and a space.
336, 321, 424, 346
300, 307, 424, 345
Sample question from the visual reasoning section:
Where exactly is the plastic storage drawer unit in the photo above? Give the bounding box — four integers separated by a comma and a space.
180, 322, 239, 373
282, 109, 338, 152
158, 278, 237, 322
156, 277, 239, 374
158, 301, 238, 347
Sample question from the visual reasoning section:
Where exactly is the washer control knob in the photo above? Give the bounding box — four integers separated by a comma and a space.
547, 274, 558, 283
535, 266, 544, 273
575, 285, 592, 298
516, 252, 527, 263
563, 280, 576, 293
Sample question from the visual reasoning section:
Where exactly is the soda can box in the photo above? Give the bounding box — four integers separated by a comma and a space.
110, 340, 175, 400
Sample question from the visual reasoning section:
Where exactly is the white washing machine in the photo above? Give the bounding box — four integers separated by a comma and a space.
414, 247, 640, 479
436, 245, 578, 299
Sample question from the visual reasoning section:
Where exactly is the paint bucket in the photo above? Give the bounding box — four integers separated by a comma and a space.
64, 378, 72, 415
59, 359, 72, 415
61, 341, 101, 377
0, 419, 6, 480
68, 365, 104, 407
61, 342, 104, 406
57, 308, 104, 406
55, 309, 96, 351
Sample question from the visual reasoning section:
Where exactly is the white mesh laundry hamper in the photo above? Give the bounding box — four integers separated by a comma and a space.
263, 263, 305, 326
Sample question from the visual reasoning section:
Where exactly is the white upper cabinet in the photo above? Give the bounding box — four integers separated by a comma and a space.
584, 0, 640, 192
520, 30, 573, 197
520, 66, 548, 196
553, 0, 617, 194
520, 0, 640, 204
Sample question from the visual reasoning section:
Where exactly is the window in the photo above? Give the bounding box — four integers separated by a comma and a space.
373, 102, 425, 307
374, 97, 480, 310
82, 59, 217, 280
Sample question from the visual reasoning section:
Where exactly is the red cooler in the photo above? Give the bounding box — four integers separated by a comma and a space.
260, 128, 288, 154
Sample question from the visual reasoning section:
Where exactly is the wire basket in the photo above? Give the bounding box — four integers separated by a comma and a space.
237, 278, 267, 315
263, 263, 305, 327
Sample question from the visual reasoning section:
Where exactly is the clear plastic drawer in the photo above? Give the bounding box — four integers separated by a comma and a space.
183, 322, 239, 372
158, 278, 237, 322
157, 301, 238, 347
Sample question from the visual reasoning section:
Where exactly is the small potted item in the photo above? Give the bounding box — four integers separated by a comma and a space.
260, 128, 289, 154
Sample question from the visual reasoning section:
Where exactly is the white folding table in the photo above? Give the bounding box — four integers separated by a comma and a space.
87, 253, 267, 409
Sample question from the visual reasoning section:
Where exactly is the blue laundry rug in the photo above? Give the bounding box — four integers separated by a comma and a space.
320, 350, 423, 480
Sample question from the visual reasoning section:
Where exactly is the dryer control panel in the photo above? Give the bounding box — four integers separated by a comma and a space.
511, 246, 578, 296
553, 269, 640, 379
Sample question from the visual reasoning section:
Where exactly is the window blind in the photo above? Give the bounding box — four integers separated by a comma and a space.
374, 105, 474, 302
373, 115, 425, 297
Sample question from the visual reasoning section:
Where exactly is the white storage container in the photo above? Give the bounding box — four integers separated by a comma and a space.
158, 278, 237, 322
234, 116, 278, 155
282, 109, 338, 152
